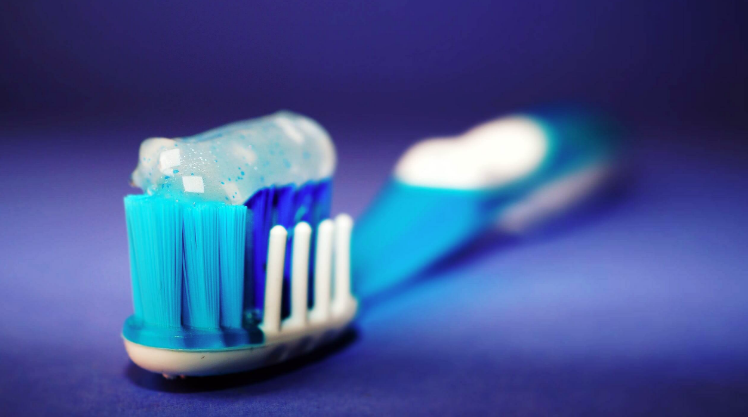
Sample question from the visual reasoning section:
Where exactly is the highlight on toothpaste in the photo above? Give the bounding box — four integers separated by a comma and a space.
131, 111, 336, 204
122, 111, 357, 378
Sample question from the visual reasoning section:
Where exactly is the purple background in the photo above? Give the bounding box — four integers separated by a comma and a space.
1, 2, 747, 416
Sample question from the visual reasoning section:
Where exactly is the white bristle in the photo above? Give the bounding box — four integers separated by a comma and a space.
310, 219, 334, 323
262, 225, 287, 335
286, 222, 311, 328
333, 214, 354, 315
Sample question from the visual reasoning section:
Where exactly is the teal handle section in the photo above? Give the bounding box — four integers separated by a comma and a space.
352, 108, 623, 298
352, 183, 503, 297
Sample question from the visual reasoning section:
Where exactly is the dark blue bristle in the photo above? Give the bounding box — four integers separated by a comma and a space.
244, 180, 332, 318
246, 187, 273, 311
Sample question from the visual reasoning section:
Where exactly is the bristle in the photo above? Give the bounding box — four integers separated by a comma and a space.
243, 208, 255, 318
288, 222, 312, 326
262, 225, 288, 335
333, 214, 353, 312
247, 187, 272, 311
123, 180, 335, 349
276, 186, 296, 319
245, 180, 332, 314
183, 204, 221, 329
310, 219, 333, 322
124, 196, 183, 328
219, 205, 247, 328
125, 201, 143, 319
125, 196, 251, 332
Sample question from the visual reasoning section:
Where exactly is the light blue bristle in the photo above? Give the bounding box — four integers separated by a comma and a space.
125, 196, 251, 336
125, 207, 143, 319
219, 205, 247, 328
243, 209, 256, 315
124, 196, 183, 328
183, 204, 221, 329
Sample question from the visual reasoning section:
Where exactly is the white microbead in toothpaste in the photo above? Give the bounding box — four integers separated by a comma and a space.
131, 111, 336, 204
394, 116, 549, 189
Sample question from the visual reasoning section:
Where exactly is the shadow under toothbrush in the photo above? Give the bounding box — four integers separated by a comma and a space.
124, 327, 360, 393
360, 176, 633, 314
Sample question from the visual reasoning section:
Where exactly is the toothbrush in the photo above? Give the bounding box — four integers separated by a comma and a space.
352, 107, 622, 298
122, 108, 620, 377
123, 112, 357, 377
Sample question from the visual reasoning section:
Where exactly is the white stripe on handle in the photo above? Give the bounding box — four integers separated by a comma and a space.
311, 219, 333, 322
262, 225, 287, 334
333, 214, 353, 314
288, 222, 311, 327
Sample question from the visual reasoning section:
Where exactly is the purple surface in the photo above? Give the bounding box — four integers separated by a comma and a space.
2, 2, 746, 124
1, 1, 747, 414
1, 117, 747, 415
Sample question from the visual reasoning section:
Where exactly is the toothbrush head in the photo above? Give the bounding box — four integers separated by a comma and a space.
123, 197, 357, 377
122, 113, 357, 377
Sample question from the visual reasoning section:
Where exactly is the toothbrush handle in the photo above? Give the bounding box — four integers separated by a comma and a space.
352, 109, 623, 299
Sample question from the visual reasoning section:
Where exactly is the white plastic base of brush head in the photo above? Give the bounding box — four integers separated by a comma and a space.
123, 298, 357, 377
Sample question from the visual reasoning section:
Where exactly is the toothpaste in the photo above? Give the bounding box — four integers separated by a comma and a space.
131, 111, 336, 204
